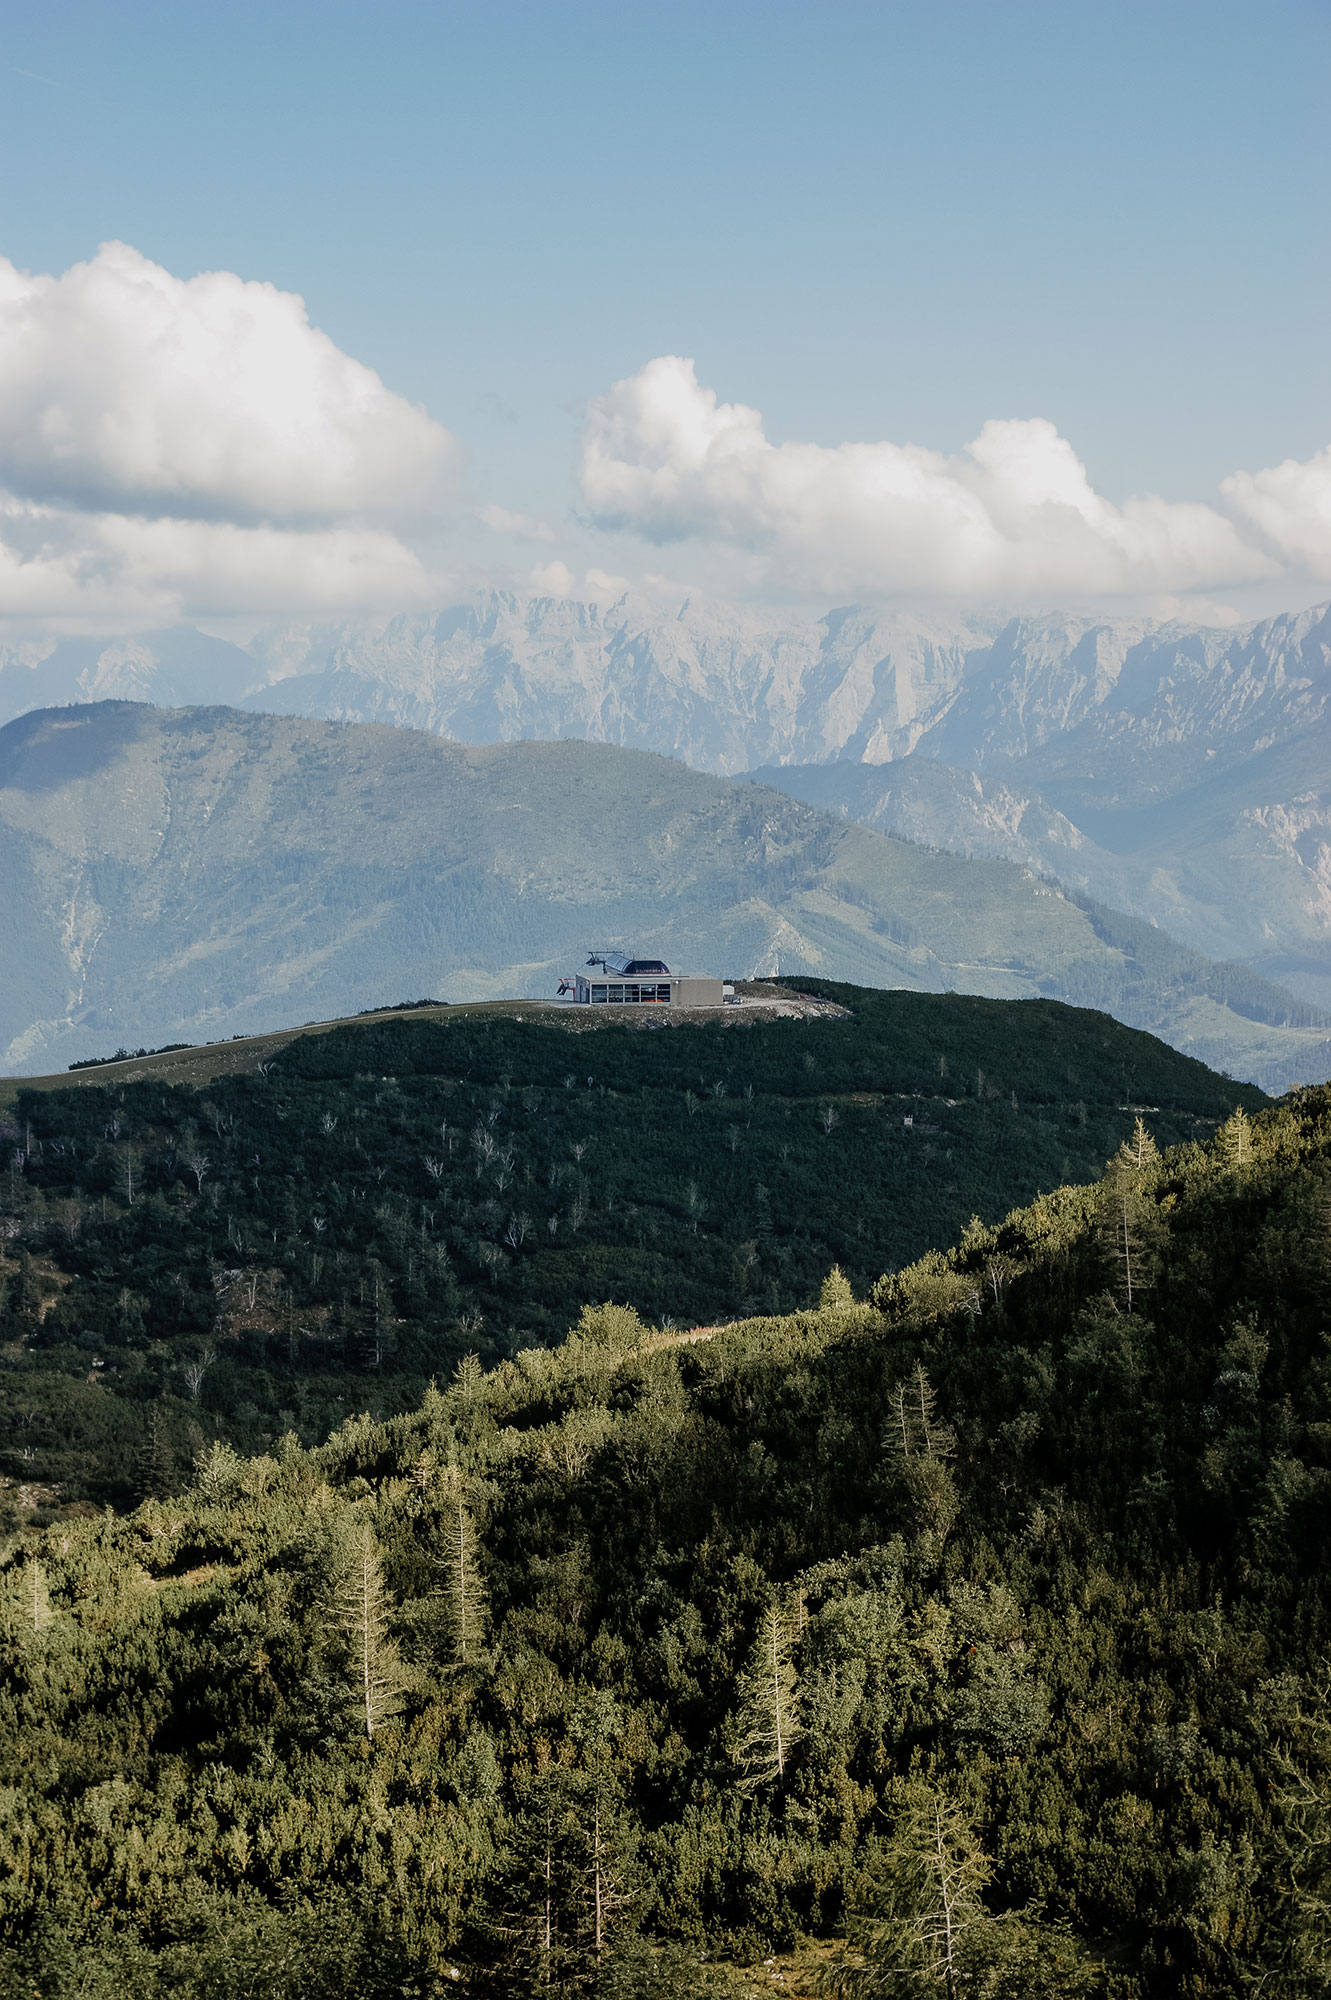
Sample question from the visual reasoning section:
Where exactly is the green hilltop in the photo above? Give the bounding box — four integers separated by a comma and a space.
0, 983, 1263, 1507
4, 1055, 1331, 1995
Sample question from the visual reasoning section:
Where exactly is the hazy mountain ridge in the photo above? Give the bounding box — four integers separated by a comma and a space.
5, 591, 1331, 1025
239, 595, 1005, 775
756, 718, 1331, 1010
3, 594, 1325, 789
2, 700, 1329, 1089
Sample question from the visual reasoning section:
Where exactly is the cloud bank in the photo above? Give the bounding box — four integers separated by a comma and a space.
579, 355, 1331, 599
3, 250, 1327, 631
0, 243, 459, 625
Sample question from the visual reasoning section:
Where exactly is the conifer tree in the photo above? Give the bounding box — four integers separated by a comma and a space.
489, 1771, 587, 1994
828, 1789, 1002, 1997
192, 1437, 244, 1505
577, 1774, 636, 1979
439, 1493, 489, 1669
331, 1517, 406, 1740
887, 1362, 957, 1464
736, 1599, 804, 1788
885, 1365, 960, 1551
135, 1402, 177, 1502
820, 1265, 855, 1310
1220, 1105, 1254, 1173
20, 1557, 53, 1638
1099, 1119, 1161, 1313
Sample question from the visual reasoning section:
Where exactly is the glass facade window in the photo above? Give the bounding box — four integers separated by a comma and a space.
579, 976, 673, 1003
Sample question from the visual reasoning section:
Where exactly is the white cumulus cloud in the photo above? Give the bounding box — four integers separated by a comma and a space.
0, 241, 458, 521
1222, 446, 1331, 580
0, 494, 441, 626
0, 243, 463, 627
579, 355, 1330, 598
529, 560, 575, 597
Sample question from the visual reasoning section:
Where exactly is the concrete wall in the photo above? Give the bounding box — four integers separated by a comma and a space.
672, 977, 724, 1007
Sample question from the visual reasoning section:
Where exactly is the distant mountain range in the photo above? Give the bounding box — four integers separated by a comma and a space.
749, 726, 1331, 1010
2, 589, 1330, 1063
6, 591, 1328, 790
3, 699, 1330, 1089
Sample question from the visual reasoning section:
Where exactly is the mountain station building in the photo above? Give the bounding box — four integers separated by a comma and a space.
559, 953, 728, 1008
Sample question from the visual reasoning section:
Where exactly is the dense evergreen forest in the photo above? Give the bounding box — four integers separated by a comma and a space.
2, 992, 1327, 1992
2, 1053, 1331, 1995
0, 987, 1261, 1507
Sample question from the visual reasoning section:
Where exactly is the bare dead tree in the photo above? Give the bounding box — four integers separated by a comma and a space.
180, 1343, 217, 1401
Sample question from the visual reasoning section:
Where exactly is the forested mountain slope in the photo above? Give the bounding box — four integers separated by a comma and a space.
3, 701, 1329, 1087
5, 1078, 1331, 1996
0, 984, 1264, 1507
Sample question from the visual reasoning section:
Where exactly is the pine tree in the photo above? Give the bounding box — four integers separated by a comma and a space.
831, 1788, 1095, 1997
827, 1789, 994, 1998
1220, 1105, 1255, 1173
438, 1493, 488, 1669
135, 1402, 177, 1502
736, 1599, 804, 1787
330, 1517, 406, 1740
488, 1771, 585, 1995
19, 1557, 53, 1638
885, 1363, 960, 1551
820, 1265, 855, 1310
1099, 1120, 1161, 1313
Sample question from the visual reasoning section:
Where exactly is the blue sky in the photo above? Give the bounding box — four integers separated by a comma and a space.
0, 0, 1327, 624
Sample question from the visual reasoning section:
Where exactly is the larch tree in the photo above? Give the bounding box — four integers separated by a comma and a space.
736, 1599, 804, 1788
19, 1557, 53, 1638
1220, 1105, 1255, 1174
820, 1264, 855, 1310
1099, 1118, 1161, 1314
828, 1789, 995, 1999
575, 1774, 636, 1982
831, 1788, 1096, 1998
331, 1516, 406, 1741
439, 1492, 489, 1669
885, 1363, 959, 1552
